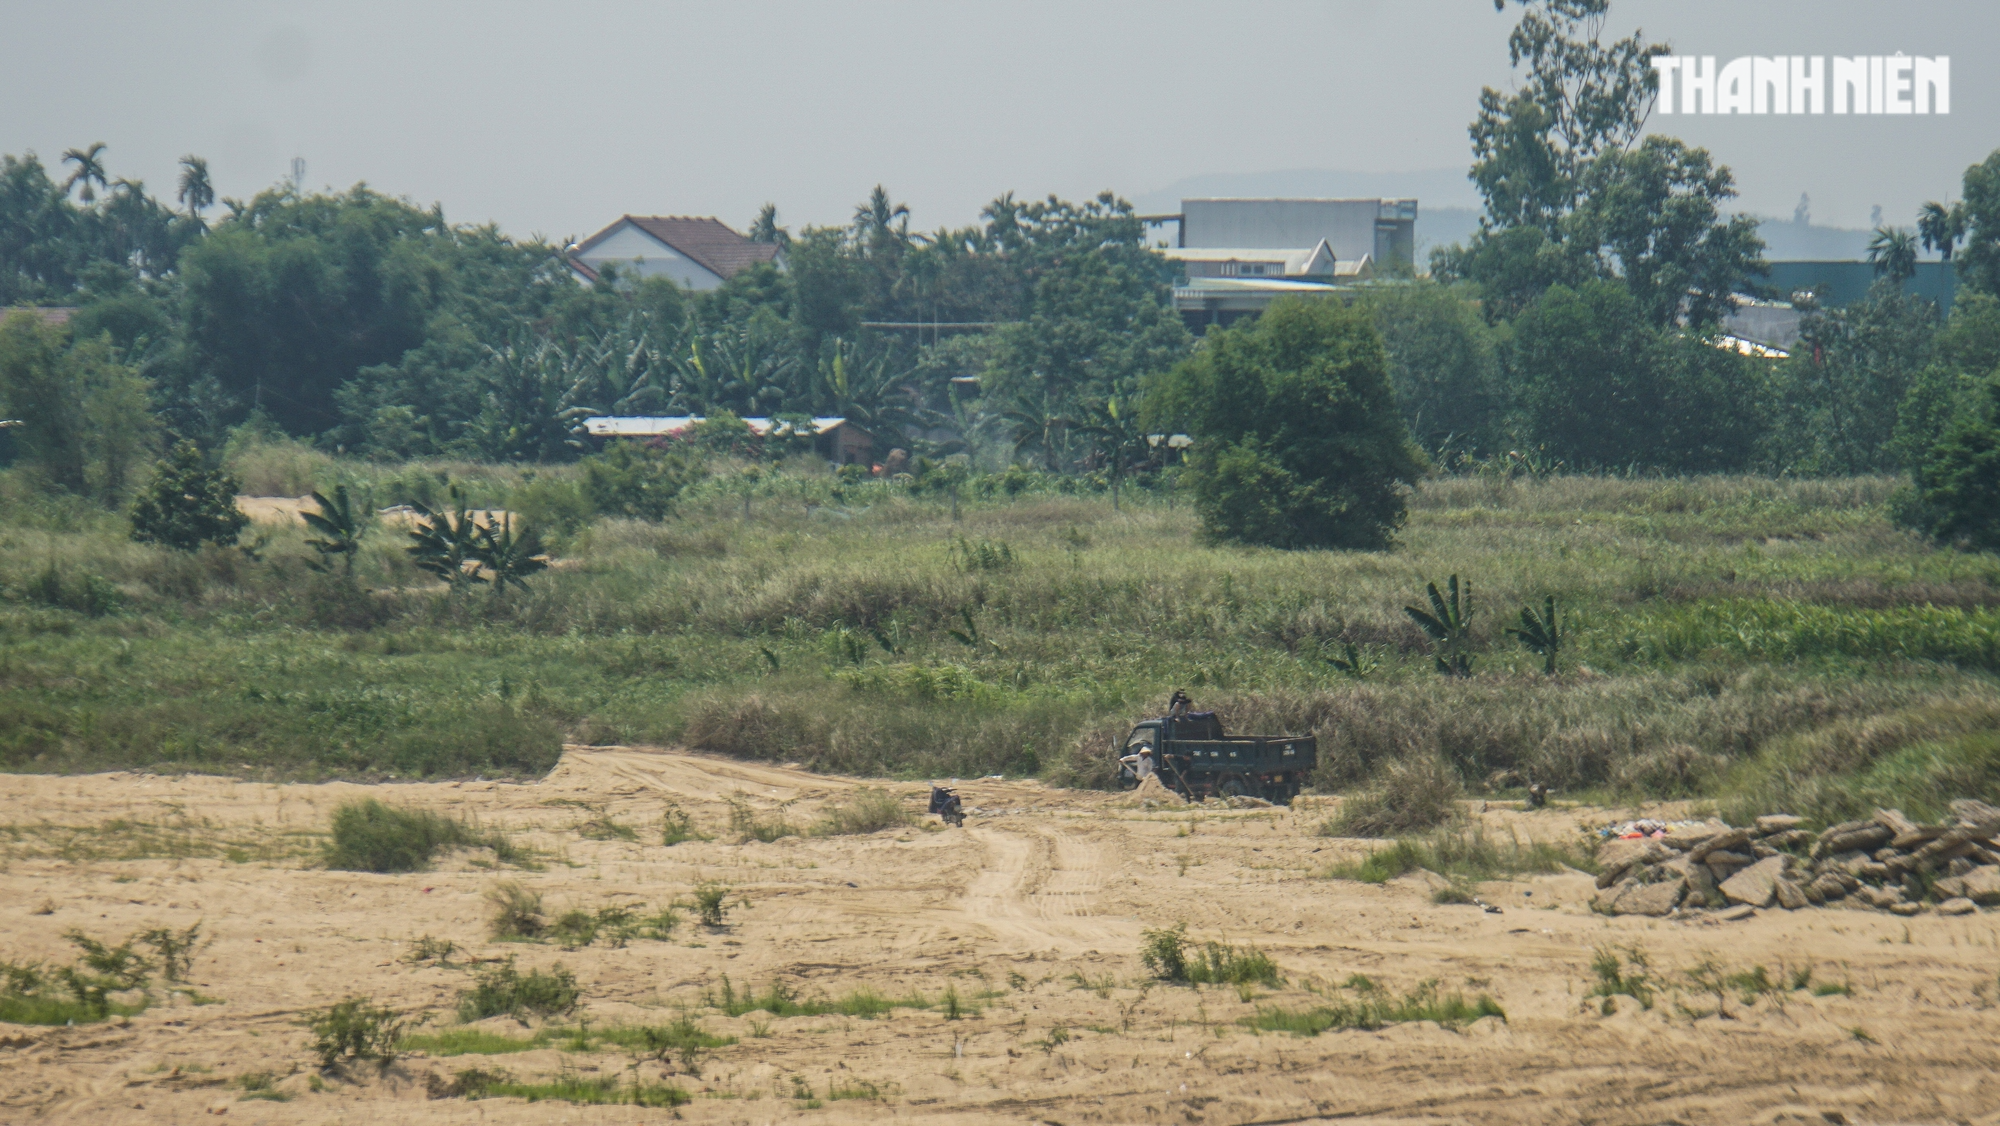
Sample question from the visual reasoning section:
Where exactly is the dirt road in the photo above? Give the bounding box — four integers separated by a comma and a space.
3, 747, 1998, 1124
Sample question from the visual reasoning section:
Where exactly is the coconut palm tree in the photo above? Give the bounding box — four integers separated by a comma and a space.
1917, 200, 1968, 261
1866, 226, 1918, 285
61, 142, 109, 204
177, 156, 214, 221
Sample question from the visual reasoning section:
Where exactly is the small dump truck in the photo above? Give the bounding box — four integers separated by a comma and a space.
1116, 708, 1316, 804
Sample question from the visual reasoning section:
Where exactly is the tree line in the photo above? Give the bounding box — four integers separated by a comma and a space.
2, 0, 1999, 554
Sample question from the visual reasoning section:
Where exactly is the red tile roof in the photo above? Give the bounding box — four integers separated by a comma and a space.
581, 216, 780, 281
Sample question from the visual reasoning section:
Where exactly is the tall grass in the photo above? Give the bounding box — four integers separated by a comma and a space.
812, 788, 914, 835
1720, 699, 2000, 823
3, 457, 1995, 807
1322, 755, 1463, 837
1324, 824, 1596, 884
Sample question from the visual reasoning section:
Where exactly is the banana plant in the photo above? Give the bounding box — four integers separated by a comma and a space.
1318, 640, 1377, 679
1404, 574, 1474, 678
1508, 596, 1562, 675
301, 485, 365, 574
478, 514, 549, 601
407, 487, 487, 591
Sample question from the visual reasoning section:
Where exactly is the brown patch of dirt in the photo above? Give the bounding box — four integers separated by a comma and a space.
3, 748, 1998, 1124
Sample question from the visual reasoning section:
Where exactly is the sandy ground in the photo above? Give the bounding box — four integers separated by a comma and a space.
236, 496, 513, 529
4, 748, 2000, 1125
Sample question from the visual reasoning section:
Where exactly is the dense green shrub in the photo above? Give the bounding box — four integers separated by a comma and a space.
1912, 376, 2000, 552
1360, 281, 1503, 457
1145, 297, 1425, 550
579, 441, 703, 521
0, 314, 158, 501
128, 441, 248, 552
1511, 279, 1759, 473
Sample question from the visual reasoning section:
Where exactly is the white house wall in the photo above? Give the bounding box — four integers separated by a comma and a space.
576, 224, 725, 290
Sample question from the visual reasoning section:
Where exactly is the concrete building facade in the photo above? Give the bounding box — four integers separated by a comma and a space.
1179, 198, 1416, 268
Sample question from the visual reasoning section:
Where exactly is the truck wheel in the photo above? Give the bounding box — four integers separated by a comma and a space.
1219, 778, 1246, 799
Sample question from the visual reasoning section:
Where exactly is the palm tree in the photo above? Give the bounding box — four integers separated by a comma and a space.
1917, 201, 1969, 261
853, 185, 911, 250
177, 156, 214, 221
748, 203, 789, 248
61, 142, 109, 204
1866, 227, 1918, 286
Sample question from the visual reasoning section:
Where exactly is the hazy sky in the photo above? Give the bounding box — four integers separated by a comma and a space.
3, 0, 1993, 243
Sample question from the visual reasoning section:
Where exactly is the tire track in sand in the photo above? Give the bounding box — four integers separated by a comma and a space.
553, 745, 863, 805
956, 824, 1132, 953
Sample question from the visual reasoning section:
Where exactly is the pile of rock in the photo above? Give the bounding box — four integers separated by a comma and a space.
1592, 800, 2000, 918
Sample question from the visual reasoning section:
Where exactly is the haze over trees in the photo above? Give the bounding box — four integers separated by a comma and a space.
0, 0, 1996, 554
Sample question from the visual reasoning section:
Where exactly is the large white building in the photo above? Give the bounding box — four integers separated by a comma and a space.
566, 216, 782, 291
1177, 197, 1416, 265
1153, 198, 1418, 329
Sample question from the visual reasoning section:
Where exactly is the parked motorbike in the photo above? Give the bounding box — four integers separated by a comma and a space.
928, 785, 965, 827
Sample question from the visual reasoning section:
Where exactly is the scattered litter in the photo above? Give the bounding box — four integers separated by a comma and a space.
1596, 818, 1708, 839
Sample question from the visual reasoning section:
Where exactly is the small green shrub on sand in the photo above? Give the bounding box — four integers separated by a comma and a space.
1250, 980, 1503, 1034
456, 958, 579, 1022
324, 799, 513, 873
1138, 923, 1279, 985
303, 996, 415, 1070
